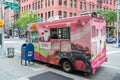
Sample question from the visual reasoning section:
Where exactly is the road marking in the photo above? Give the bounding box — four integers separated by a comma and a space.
107, 51, 120, 55
17, 77, 29, 80
27, 67, 48, 72
102, 65, 120, 70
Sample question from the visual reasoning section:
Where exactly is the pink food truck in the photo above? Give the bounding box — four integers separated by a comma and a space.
27, 12, 107, 74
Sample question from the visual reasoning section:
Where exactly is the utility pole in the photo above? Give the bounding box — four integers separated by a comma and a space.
0, 0, 5, 56
116, 0, 120, 47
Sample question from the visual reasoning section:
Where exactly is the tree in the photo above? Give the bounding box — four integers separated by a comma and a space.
96, 9, 117, 37
96, 9, 117, 25
14, 11, 39, 30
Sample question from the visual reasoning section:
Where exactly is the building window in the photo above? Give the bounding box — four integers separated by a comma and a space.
48, 0, 50, 6
48, 11, 50, 18
74, 0, 77, 8
64, 12, 67, 18
41, 13, 43, 18
45, 0, 47, 7
29, 4, 31, 10
41, 0, 43, 8
45, 12, 47, 21
92, 4, 94, 11
80, 2, 82, 10
59, 0, 62, 5
35, 2, 37, 9
52, 11, 54, 16
89, 4, 91, 11
70, 0, 72, 8
74, 13, 76, 16
58, 11, 62, 17
52, 0, 54, 5
38, 1, 40, 9
110, 0, 112, 5
64, 0, 67, 6
32, 3, 34, 10
84, 2, 86, 10
70, 12, 72, 17
50, 27, 70, 39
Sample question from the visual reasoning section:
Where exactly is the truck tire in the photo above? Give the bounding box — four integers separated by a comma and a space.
62, 60, 73, 72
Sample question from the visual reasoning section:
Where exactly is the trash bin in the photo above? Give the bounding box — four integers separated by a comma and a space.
21, 43, 34, 66
7, 48, 15, 58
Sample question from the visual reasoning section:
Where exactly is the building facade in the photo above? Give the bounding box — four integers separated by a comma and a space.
4, 0, 19, 36
20, 0, 116, 21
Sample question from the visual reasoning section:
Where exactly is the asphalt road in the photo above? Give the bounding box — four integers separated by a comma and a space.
2, 37, 120, 80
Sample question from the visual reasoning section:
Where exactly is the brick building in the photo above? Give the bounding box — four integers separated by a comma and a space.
20, 0, 116, 21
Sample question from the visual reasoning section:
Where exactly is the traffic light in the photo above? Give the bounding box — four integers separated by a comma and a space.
0, 19, 4, 27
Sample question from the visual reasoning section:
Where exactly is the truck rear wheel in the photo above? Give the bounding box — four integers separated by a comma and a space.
62, 60, 73, 72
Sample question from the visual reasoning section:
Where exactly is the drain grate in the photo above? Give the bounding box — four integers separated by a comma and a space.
29, 71, 74, 80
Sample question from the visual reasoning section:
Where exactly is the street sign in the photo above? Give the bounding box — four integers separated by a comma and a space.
4, 1, 19, 10
4, 1, 12, 6
36, 17, 43, 21
10, 6, 19, 11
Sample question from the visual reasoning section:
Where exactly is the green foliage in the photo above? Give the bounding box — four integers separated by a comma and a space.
95, 9, 117, 25
110, 28, 114, 36
14, 11, 38, 29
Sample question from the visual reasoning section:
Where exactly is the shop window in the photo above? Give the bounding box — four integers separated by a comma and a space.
31, 32, 38, 43
50, 27, 70, 39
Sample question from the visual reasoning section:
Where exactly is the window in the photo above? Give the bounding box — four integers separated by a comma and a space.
31, 32, 38, 43
32, 3, 34, 10
29, 4, 31, 10
35, 2, 37, 9
52, 0, 54, 5
80, 2, 82, 10
74, 0, 77, 8
45, 12, 47, 21
48, 0, 50, 6
70, 12, 72, 17
45, 0, 47, 7
58, 11, 62, 17
50, 27, 70, 39
89, 4, 91, 11
38, 1, 40, 9
70, 0, 72, 8
64, 0, 67, 6
64, 12, 67, 18
110, 0, 112, 5
59, 0, 62, 5
84, 2, 86, 10
74, 13, 76, 16
41, 0, 43, 8
41, 13, 43, 19
52, 11, 54, 16
48, 11, 50, 18
92, 4, 94, 11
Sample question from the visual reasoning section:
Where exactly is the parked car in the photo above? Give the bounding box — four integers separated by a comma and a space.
4, 33, 9, 38
106, 37, 116, 43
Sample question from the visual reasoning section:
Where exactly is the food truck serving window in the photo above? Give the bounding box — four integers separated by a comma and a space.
50, 27, 70, 39
31, 31, 38, 42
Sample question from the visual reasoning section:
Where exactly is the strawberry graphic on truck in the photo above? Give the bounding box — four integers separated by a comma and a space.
27, 12, 107, 74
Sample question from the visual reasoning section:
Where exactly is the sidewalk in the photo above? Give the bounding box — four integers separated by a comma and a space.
0, 53, 49, 80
